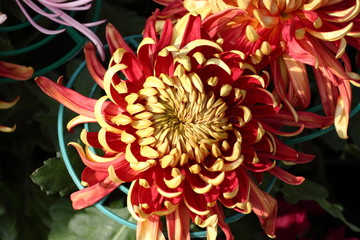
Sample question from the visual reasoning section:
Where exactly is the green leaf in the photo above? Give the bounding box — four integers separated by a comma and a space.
282, 179, 360, 232
317, 199, 360, 233
47, 199, 78, 240
48, 199, 136, 240
30, 147, 84, 197
282, 179, 328, 203
0, 182, 56, 240
31, 157, 77, 196
0, 213, 17, 240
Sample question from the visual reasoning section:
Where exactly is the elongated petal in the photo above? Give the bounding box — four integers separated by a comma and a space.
261, 110, 334, 129
249, 179, 277, 238
70, 176, 121, 209
84, 42, 106, 88
212, 203, 234, 240
268, 166, 304, 185
35, 76, 121, 118
36, 76, 97, 118
106, 23, 136, 55
166, 202, 191, 240
136, 215, 166, 240
0, 61, 33, 80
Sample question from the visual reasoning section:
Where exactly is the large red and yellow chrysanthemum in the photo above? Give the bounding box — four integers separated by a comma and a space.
155, 0, 360, 139
36, 14, 331, 239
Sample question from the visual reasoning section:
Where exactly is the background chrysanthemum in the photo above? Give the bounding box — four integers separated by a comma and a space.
155, 0, 360, 140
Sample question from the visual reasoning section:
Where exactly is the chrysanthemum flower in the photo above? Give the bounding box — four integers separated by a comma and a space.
14, 0, 106, 60
36, 14, 332, 239
155, 0, 360, 139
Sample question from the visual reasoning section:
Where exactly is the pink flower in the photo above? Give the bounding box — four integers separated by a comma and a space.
0, 12, 7, 24
15, 0, 106, 60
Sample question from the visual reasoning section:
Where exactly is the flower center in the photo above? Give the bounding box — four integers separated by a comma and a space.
126, 73, 234, 169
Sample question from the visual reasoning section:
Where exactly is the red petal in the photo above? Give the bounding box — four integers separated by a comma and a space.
180, 14, 202, 48
0, 61, 33, 80
166, 202, 191, 240
81, 167, 108, 186
268, 166, 304, 185
212, 203, 234, 240
106, 23, 136, 56
248, 179, 277, 238
70, 176, 120, 209
84, 42, 106, 88
36, 76, 97, 118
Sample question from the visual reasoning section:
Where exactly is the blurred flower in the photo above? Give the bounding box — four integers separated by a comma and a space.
326, 226, 360, 240
275, 197, 319, 240
0, 14, 34, 80
36, 14, 334, 239
14, 0, 106, 60
0, 13, 34, 132
0, 12, 7, 24
155, 0, 360, 139
0, 61, 33, 132
275, 197, 359, 240
0, 97, 19, 132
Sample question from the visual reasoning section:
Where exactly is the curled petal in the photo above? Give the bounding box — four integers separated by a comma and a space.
69, 142, 139, 181
70, 176, 121, 210
0, 125, 16, 133
0, 96, 20, 110
67, 115, 97, 132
